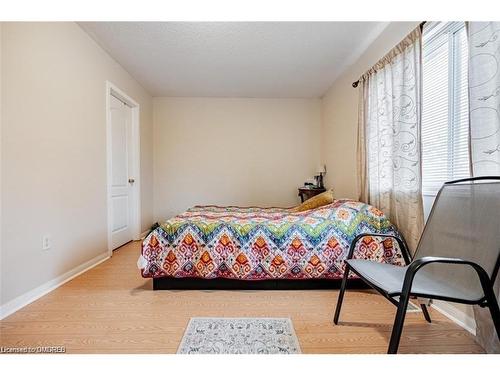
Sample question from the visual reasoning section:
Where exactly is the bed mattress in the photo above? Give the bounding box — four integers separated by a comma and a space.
138, 200, 405, 281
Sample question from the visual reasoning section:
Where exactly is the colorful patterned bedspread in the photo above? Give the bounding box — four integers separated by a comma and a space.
138, 200, 406, 280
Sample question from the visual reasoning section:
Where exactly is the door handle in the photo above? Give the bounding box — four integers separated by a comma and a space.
128, 178, 135, 184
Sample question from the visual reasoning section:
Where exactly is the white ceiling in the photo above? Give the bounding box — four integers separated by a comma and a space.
80, 22, 388, 98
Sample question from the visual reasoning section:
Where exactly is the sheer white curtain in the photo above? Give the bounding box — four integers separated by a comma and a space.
358, 27, 424, 252
468, 21, 500, 354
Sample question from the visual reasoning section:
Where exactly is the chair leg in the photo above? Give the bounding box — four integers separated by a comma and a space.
487, 299, 500, 341
421, 304, 432, 323
482, 283, 500, 340
387, 290, 411, 354
333, 264, 351, 325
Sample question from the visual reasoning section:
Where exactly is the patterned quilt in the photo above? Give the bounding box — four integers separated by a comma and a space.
138, 200, 406, 280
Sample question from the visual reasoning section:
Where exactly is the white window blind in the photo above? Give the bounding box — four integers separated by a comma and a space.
422, 22, 470, 195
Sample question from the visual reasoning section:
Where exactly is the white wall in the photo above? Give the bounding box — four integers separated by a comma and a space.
1, 22, 154, 307
321, 22, 419, 199
153, 97, 321, 221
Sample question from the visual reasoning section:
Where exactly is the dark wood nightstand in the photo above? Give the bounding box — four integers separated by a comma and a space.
298, 187, 326, 203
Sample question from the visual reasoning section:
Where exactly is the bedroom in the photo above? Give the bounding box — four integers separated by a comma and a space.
1, 0, 499, 371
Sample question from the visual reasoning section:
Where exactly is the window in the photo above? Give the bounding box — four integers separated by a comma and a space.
421, 22, 470, 195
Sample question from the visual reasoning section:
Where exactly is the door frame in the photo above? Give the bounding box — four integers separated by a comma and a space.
105, 81, 141, 256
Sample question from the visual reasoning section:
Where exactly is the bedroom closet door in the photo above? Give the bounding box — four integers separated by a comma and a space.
109, 94, 134, 250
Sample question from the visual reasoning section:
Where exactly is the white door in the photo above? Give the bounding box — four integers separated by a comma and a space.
109, 94, 134, 250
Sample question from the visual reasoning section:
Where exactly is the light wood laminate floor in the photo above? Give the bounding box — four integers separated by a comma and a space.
0, 241, 483, 353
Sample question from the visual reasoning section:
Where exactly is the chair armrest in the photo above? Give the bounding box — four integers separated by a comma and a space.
407, 256, 488, 275
348, 233, 412, 264
412, 256, 474, 264
400, 256, 491, 298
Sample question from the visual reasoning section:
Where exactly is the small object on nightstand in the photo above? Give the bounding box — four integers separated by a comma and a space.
315, 164, 327, 189
298, 186, 327, 203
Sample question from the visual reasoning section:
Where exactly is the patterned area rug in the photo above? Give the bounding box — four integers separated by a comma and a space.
177, 318, 301, 354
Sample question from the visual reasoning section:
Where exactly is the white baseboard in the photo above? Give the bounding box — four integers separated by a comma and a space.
0, 252, 109, 320
431, 300, 476, 335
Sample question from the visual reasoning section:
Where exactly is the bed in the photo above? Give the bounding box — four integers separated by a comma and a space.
138, 199, 406, 290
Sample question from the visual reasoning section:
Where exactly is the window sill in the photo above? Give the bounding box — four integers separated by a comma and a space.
422, 191, 438, 197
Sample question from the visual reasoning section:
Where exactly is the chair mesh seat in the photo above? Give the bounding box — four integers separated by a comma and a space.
347, 259, 485, 302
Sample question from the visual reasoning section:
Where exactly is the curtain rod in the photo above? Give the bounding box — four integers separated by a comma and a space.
352, 21, 426, 88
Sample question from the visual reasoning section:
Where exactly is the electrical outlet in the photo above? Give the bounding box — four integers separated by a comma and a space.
42, 235, 51, 250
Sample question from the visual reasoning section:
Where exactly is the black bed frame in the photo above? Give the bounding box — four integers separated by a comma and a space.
153, 277, 369, 290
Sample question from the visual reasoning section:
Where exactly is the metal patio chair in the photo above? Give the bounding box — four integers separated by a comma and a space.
333, 177, 500, 354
